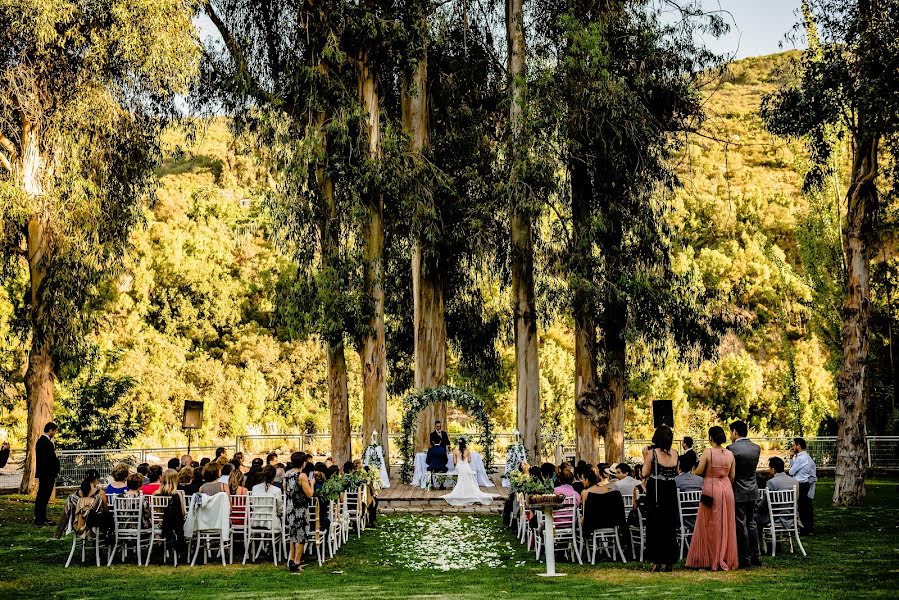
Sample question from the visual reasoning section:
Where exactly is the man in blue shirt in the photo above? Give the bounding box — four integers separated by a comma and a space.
788, 437, 816, 535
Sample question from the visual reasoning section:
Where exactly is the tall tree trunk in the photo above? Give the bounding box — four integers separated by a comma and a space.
19, 122, 54, 495
357, 47, 389, 460
833, 133, 877, 506
316, 113, 351, 465
601, 298, 626, 463
507, 0, 541, 463
570, 160, 602, 463
403, 48, 447, 451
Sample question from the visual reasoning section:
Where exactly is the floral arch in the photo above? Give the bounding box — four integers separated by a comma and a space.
399, 385, 495, 483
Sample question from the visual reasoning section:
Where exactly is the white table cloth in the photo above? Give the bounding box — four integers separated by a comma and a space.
363, 444, 390, 489
412, 450, 490, 488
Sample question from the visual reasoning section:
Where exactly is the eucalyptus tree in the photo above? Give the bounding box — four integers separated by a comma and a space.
0, 0, 198, 492
533, 0, 724, 462
762, 0, 899, 506
201, 0, 399, 463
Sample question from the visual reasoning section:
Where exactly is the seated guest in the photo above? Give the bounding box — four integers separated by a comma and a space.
540, 462, 557, 485
611, 463, 641, 497
124, 472, 145, 497
571, 464, 585, 494
528, 465, 542, 479
137, 463, 150, 485
244, 460, 264, 489
554, 469, 581, 507
343, 461, 356, 475
198, 462, 229, 496
229, 469, 248, 528
199, 457, 211, 468
215, 446, 228, 463
167, 457, 181, 471
755, 456, 798, 532
250, 466, 283, 530
178, 467, 196, 494
218, 463, 234, 484
141, 465, 163, 495
326, 465, 340, 479
180, 454, 193, 469
232, 452, 245, 473
155, 469, 186, 553
154, 469, 186, 514
580, 469, 609, 504
675, 455, 704, 492
105, 463, 130, 496
191, 465, 205, 492
55, 469, 108, 540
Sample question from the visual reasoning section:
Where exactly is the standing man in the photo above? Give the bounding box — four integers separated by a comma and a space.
789, 437, 817, 535
429, 420, 450, 449
681, 437, 697, 470
0, 441, 10, 468
728, 419, 761, 568
34, 422, 60, 526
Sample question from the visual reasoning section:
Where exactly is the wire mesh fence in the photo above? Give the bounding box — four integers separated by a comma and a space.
1, 435, 896, 490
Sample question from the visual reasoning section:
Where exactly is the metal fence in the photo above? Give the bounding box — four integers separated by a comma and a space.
2, 435, 898, 490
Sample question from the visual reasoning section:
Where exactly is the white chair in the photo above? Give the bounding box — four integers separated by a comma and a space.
340, 492, 352, 544
762, 487, 807, 557
629, 504, 645, 562
281, 490, 289, 559
229, 494, 248, 564
146, 495, 180, 566
622, 494, 634, 521
327, 499, 342, 558
346, 487, 366, 538
244, 494, 281, 565
677, 490, 702, 559
305, 497, 325, 566
516, 493, 529, 544
549, 497, 582, 564
107, 494, 152, 566
62, 498, 107, 568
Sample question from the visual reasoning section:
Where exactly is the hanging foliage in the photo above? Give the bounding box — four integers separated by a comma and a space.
399, 385, 495, 483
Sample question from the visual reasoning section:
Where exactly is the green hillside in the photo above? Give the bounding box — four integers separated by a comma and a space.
0, 51, 882, 448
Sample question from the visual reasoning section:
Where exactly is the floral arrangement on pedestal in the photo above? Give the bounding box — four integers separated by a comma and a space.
364, 443, 383, 470
504, 437, 528, 479
398, 385, 496, 484
507, 469, 554, 496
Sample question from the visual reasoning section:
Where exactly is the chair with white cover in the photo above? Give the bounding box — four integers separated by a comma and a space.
549, 496, 582, 564
146, 495, 180, 566
185, 492, 232, 566
243, 494, 281, 565
229, 494, 248, 564
677, 490, 702, 559
305, 497, 325, 566
762, 487, 806, 557
582, 491, 627, 564
107, 494, 152, 566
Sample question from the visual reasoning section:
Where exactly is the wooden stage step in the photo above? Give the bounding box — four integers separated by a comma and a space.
376, 470, 506, 515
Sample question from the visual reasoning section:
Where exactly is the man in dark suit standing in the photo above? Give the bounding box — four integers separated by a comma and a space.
728, 419, 761, 567
429, 420, 450, 449
34, 421, 60, 525
0, 441, 9, 468
681, 436, 697, 470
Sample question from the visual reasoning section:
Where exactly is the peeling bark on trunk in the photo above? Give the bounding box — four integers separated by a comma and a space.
402, 47, 447, 452
19, 122, 54, 495
316, 114, 351, 466
571, 160, 603, 463
833, 134, 877, 507
601, 302, 626, 463
357, 47, 389, 461
507, 0, 540, 463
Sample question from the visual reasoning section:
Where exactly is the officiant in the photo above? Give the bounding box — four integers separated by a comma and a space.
430, 420, 450, 449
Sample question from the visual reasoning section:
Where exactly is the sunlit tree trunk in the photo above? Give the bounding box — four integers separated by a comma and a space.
357, 45, 389, 461
507, 0, 541, 463
601, 301, 626, 463
403, 48, 447, 451
19, 121, 54, 495
833, 132, 877, 506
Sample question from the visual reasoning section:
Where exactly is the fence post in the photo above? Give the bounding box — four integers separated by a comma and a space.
867, 437, 873, 468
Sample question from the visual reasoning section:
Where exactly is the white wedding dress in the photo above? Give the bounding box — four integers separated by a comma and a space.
443, 451, 497, 507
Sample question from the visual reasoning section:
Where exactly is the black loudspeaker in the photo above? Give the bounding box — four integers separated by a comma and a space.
652, 400, 674, 429
182, 400, 204, 429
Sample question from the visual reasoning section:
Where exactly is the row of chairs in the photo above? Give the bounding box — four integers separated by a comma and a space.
513, 485, 806, 567
65, 486, 372, 568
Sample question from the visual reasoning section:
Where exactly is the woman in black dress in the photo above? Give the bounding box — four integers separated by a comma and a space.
641, 425, 679, 572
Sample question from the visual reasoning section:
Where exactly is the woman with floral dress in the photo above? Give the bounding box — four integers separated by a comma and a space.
284, 452, 314, 572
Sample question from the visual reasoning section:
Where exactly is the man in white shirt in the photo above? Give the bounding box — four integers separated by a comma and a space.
217, 462, 234, 484
675, 455, 704, 492
789, 437, 816, 534
610, 463, 641, 497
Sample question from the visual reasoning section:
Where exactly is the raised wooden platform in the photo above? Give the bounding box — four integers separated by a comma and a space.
377, 469, 506, 515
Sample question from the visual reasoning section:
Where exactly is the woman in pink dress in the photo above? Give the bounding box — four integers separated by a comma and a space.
686, 426, 739, 571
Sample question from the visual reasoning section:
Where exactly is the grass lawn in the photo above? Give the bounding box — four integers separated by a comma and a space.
1, 479, 898, 599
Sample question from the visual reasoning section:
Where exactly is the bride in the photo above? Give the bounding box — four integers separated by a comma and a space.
443, 437, 498, 506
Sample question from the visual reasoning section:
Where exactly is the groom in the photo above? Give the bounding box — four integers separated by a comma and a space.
426, 420, 450, 486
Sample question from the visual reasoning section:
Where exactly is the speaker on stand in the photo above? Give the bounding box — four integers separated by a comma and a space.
652, 400, 674, 430
182, 400, 204, 455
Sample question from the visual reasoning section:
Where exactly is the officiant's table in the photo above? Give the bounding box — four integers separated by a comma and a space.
412, 451, 491, 488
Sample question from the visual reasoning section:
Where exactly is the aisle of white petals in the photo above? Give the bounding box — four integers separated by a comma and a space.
376, 515, 526, 571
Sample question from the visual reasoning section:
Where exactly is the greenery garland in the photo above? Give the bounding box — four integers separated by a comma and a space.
399, 385, 496, 484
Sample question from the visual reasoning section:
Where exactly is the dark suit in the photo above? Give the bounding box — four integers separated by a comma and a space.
426, 445, 448, 473
0, 445, 9, 468
728, 437, 761, 564
683, 448, 697, 470
34, 434, 60, 523
429, 430, 450, 449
